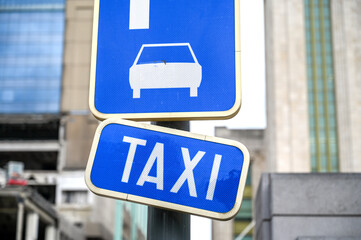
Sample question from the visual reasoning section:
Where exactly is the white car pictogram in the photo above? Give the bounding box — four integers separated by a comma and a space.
129, 43, 202, 98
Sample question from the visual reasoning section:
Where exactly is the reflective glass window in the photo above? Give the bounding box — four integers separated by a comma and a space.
0, 0, 65, 113
304, 0, 339, 172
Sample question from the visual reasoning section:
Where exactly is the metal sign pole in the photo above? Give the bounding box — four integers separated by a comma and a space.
147, 121, 191, 240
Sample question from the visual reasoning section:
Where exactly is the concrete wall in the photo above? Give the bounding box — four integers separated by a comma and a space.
255, 173, 361, 240
89, 195, 116, 240
56, 171, 94, 227
59, 216, 86, 240
61, 0, 99, 170
298, 238, 361, 240
62, 0, 94, 112
63, 115, 98, 169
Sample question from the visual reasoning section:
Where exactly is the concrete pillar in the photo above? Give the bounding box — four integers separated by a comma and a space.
331, 0, 361, 172
131, 203, 137, 240
212, 219, 233, 240
264, 0, 310, 172
45, 225, 57, 240
25, 212, 39, 240
255, 173, 361, 239
16, 202, 24, 240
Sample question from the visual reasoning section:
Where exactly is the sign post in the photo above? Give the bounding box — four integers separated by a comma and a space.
148, 121, 190, 240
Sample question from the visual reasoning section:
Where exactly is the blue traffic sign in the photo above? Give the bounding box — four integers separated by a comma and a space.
89, 0, 241, 121
85, 119, 249, 220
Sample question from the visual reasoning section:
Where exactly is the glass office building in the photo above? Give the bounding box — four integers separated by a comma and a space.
0, 0, 65, 113
304, 0, 339, 172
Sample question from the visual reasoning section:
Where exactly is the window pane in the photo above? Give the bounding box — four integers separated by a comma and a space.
304, 0, 339, 172
62, 190, 89, 204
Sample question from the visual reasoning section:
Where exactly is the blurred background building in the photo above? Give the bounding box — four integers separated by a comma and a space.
254, 0, 361, 238
0, 0, 147, 239
213, 0, 361, 239
265, 0, 360, 174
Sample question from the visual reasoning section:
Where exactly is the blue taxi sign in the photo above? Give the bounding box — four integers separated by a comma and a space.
85, 119, 249, 220
89, 0, 241, 121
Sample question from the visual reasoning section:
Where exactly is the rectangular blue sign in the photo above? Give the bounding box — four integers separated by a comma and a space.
89, 0, 241, 121
85, 119, 249, 220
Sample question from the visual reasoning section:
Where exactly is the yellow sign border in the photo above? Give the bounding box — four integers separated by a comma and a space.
89, 0, 241, 121
85, 118, 250, 220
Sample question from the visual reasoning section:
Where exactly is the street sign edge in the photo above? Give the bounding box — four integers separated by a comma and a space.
88, 0, 242, 121
84, 118, 250, 220
89, 0, 100, 119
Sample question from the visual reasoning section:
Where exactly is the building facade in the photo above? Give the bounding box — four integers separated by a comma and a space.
257, 0, 361, 238
214, 0, 361, 239
265, 0, 361, 173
